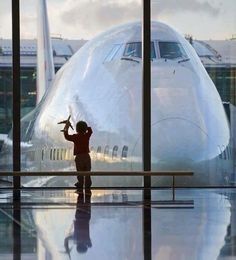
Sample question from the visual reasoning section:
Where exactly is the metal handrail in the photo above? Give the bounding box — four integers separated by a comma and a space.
0, 171, 194, 201
0, 171, 193, 177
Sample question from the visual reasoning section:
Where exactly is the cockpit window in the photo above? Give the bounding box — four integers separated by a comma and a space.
158, 41, 187, 60
104, 44, 122, 62
124, 42, 141, 58
123, 42, 156, 59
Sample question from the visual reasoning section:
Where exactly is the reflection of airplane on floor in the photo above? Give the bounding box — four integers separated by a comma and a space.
0, 0, 233, 187
27, 189, 233, 259
217, 192, 236, 259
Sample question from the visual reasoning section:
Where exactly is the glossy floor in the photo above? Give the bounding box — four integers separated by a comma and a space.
0, 188, 235, 260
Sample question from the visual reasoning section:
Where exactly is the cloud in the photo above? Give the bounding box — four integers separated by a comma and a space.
56, 0, 220, 39
152, 0, 220, 16
0, 0, 223, 39
20, 15, 37, 38
59, 0, 141, 38
0, 1, 12, 38
0, 1, 11, 16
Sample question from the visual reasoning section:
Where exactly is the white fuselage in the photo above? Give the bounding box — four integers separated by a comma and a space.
0, 22, 230, 186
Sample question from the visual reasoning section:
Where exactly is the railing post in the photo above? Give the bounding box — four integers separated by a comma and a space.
172, 176, 175, 201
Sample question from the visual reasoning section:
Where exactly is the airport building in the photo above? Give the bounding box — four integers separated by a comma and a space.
0, 38, 86, 134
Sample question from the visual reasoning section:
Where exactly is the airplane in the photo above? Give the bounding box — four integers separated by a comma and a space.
0, 1, 233, 188
58, 115, 74, 132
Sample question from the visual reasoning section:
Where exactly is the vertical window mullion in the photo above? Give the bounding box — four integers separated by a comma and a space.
12, 0, 21, 196
142, 1, 151, 260
12, 2, 21, 260
142, 1, 151, 189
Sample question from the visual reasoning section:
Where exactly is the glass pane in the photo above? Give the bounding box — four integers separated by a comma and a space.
0, 0, 13, 185
17, 1, 142, 188
151, 0, 236, 187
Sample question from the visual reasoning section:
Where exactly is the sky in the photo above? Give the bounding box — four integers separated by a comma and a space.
0, 0, 235, 40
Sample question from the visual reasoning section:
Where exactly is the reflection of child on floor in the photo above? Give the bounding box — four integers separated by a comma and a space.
64, 191, 92, 256
63, 120, 93, 188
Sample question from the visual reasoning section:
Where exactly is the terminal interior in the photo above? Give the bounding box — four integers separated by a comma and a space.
0, 1, 236, 259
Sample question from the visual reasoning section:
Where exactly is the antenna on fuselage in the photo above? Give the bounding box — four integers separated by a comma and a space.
37, 0, 55, 104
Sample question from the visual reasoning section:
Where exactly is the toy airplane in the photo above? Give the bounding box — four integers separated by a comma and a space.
58, 115, 74, 132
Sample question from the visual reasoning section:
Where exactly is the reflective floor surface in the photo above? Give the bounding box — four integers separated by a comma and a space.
0, 188, 235, 260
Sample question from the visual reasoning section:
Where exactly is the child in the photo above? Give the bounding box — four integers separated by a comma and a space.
64, 120, 93, 189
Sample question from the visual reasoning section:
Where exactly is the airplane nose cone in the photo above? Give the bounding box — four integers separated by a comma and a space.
131, 118, 212, 171
151, 118, 210, 169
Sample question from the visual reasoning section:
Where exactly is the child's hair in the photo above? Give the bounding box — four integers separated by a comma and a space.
76, 121, 87, 134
